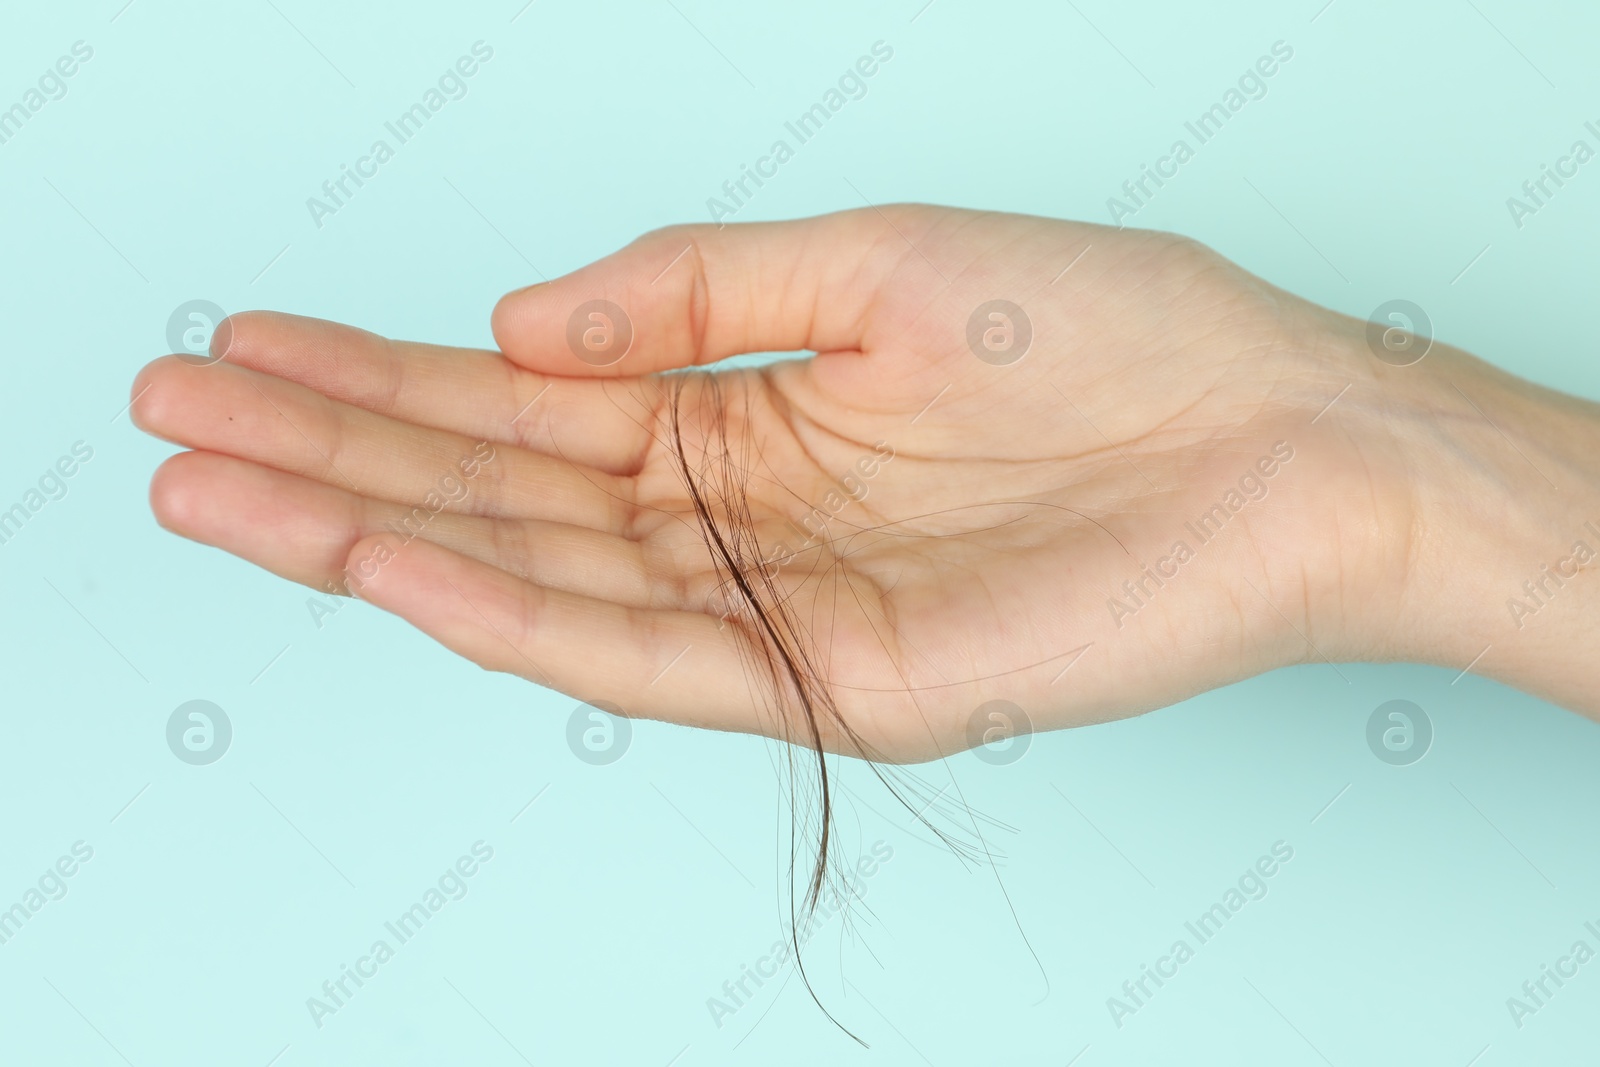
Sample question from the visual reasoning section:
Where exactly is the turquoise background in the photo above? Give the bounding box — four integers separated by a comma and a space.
2, 0, 1598, 1063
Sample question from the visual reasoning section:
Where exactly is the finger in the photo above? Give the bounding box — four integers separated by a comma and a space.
149, 451, 661, 607
132, 356, 634, 533
490, 206, 907, 377
347, 534, 762, 735
210, 311, 662, 474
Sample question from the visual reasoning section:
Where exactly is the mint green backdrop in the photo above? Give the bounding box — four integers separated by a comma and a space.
1, 1, 1596, 1063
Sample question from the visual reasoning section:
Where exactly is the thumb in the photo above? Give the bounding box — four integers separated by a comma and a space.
490, 208, 899, 377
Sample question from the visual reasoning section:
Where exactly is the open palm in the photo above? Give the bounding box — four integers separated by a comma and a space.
133, 205, 1409, 763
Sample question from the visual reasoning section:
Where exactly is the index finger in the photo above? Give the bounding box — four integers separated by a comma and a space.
207, 310, 666, 474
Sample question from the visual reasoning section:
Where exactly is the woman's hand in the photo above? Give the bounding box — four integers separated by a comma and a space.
130, 205, 1600, 761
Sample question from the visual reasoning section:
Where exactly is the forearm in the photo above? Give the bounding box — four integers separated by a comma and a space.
1360, 340, 1600, 715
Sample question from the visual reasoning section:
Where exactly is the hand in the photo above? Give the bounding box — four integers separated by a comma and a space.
130, 205, 1600, 762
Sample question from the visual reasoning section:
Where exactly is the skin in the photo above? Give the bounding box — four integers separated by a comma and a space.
130, 205, 1600, 763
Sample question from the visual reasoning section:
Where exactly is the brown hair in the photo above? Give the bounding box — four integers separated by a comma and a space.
660, 370, 1011, 1041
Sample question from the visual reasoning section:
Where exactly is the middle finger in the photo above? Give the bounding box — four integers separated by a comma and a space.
131, 356, 636, 534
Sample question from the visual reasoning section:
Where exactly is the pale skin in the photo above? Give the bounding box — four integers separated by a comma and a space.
131, 205, 1600, 763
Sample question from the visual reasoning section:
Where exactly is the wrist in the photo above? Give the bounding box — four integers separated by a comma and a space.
1342, 336, 1600, 714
